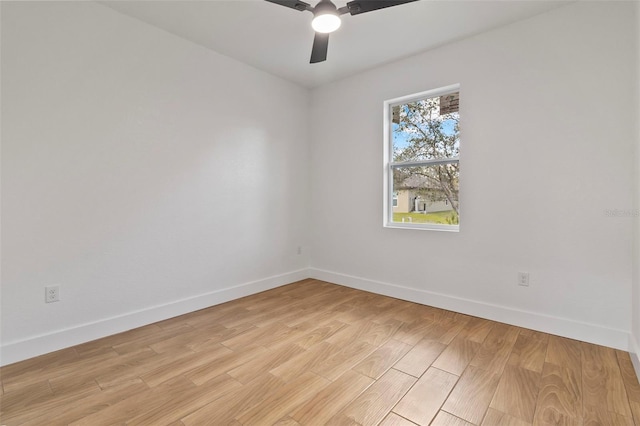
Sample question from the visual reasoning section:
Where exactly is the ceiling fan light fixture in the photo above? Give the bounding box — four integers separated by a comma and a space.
265, 0, 419, 63
311, 12, 341, 33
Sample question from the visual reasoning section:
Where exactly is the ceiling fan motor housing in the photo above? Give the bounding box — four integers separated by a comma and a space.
313, 0, 338, 16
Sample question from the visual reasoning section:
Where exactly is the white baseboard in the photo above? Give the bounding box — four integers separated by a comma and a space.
0, 269, 309, 366
2, 267, 632, 367
629, 334, 640, 382
309, 267, 630, 351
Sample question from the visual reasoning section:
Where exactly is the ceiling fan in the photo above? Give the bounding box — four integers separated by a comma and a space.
265, 0, 418, 63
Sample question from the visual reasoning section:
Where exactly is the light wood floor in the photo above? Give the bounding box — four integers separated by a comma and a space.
2, 279, 640, 425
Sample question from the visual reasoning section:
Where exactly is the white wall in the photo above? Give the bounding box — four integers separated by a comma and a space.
309, 1, 637, 349
0, 1, 309, 365
631, 2, 640, 372
2, 0, 638, 366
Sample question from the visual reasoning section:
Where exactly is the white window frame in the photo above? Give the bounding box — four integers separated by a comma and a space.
383, 84, 460, 232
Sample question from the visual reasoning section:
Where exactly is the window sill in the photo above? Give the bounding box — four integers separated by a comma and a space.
384, 223, 460, 232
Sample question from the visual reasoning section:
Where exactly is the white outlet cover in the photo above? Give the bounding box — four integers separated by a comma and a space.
45, 286, 60, 303
518, 272, 529, 286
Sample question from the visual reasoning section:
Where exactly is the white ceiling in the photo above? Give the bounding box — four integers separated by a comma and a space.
101, 0, 569, 88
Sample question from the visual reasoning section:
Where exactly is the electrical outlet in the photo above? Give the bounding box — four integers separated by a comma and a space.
45, 286, 60, 303
297, 246, 302, 255
518, 272, 529, 287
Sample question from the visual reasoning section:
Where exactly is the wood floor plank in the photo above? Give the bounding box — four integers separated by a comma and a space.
419, 322, 458, 346
111, 324, 195, 355
379, 412, 419, 426
324, 319, 369, 345
72, 346, 155, 381
288, 309, 348, 330
352, 339, 412, 379
148, 323, 228, 353
236, 372, 330, 426
617, 350, 640, 403
630, 401, 640, 426
354, 318, 403, 346
139, 344, 232, 387
94, 348, 195, 389
330, 302, 378, 324
46, 374, 102, 403
582, 341, 633, 423
373, 299, 425, 325
393, 367, 459, 425
227, 343, 306, 384
545, 335, 582, 373
433, 315, 471, 345
1, 349, 118, 393
507, 332, 548, 373
273, 416, 301, 425
0, 380, 54, 421
611, 411, 636, 426
394, 338, 447, 377
184, 345, 269, 386
291, 369, 374, 425
220, 321, 291, 351
127, 373, 241, 425
442, 364, 501, 424
74, 326, 161, 357
518, 328, 549, 341
532, 362, 582, 425
481, 407, 531, 426
292, 319, 348, 349
160, 322, 254, 353
326, 368, 416, 426
470, 323, 520, 375
242, 305, 306, 329
261, 307, 312, 328
269, 341, 336, 382
431, 411, 475, 426
17, 379, 149, 426
311, 340, 377, 381
69, 376, 195, 426
432, 335, 481, 376
181, 373, 286, 425
392, 318, 436, 346
184, 306, 252, 329
413, 304, 445, 322
618, 350, 640, 425
489, 364, 540, 422
185, 323, 255, 353
457, 317, 495, 344
0, 347, 79, 384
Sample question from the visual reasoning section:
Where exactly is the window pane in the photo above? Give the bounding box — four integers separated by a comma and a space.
392, 92, 459, 163
392, 164, 459, 225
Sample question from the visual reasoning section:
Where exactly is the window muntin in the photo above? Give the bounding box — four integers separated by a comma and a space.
384, 85, 460, 231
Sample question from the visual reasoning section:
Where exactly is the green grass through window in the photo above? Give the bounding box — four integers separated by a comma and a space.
393, 210, 459, 225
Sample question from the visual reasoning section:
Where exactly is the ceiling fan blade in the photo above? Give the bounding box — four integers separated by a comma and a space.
344, 0, 418, 16
310, 32, 329, 63
264, 0, 312, 12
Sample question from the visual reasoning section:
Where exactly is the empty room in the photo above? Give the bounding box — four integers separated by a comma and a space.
1, 0, 639, 424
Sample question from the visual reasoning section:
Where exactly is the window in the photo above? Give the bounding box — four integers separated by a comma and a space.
384, 84, 460, 231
